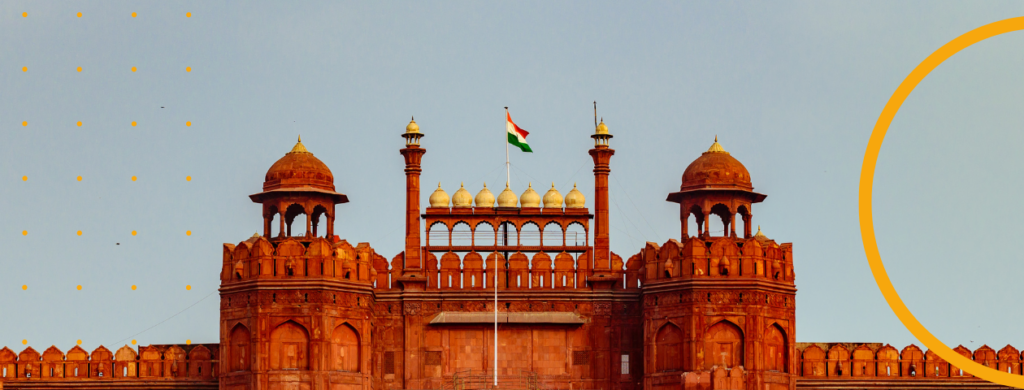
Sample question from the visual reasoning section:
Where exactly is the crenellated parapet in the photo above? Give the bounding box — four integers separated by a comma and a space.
634, 234, 794, 286
221, 236, 386, 286
0, 344, 216, 382
796, 342, 1024, 379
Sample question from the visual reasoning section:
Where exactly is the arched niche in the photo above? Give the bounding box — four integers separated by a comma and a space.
655, 322, 683, 372
230, 323, 251, 372
331, 323, 360, 372
704, 320, 743, 370
764, 324, 787, 372
270, 321, 310, 370
474, 222, 496, 246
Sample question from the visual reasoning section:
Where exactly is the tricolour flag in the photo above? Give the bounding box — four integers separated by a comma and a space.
506, 112, 533, 153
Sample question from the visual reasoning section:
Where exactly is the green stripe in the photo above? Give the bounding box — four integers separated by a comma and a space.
508, 132, 533, 153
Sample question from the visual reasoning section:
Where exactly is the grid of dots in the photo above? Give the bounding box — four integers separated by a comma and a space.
16, 8, 201, 346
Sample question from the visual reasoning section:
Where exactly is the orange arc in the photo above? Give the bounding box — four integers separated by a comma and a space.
859, 16, 1024, 388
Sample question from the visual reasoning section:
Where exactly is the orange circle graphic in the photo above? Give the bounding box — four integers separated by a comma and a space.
860, 16, 1024, 388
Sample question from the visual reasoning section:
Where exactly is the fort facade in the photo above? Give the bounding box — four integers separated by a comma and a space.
0, 119, 1014, 390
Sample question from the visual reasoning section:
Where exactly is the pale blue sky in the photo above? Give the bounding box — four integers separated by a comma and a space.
2, 1, 1023, 353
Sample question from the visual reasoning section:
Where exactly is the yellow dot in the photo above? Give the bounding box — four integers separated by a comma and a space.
22, 340, 27, 345
22, 230, 27, 236
186, 176, 192, 181
131, 67, 137, 72
185, 121, 192, 127
76, 230, 82, 236
131, 121, 137, 127
22, 176, 27, 181
186, 230, 192, 236
76, 285, 82, 290
185, 67, 192, 72
21, 67, 27, 72
186, 285, 192, 291
131, 12, 137, 18
76, 67, 82, 72
186, 339, 191, 345
77, 12, 82, 18
76, 121, 82, 127
76, 340, 82, 345
131, 285, 137, 290
21, 121, 27, 126
131, 340, 136, 345
22, 285, 27, 290
76, 176, 82, 181
22, 12, 27, 17
131, 176, 137, 181
186, 12, 191, 18
131, 230, 137, 236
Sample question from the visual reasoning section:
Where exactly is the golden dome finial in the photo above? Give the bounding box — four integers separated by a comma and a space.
405, 116, 420, 134
706, 136, 727, 154
565, 183, 586, 208
475, 183, 495, 207
252, 232, 260, 238
542, 182, 563, 209
429, 182, 450, 208
753, 225, 769, 241
452, 182, 473, 208
289, 135, 310, 154
520, 182, 541, 208
596, 118, 609, 135
497, 182, 518, 208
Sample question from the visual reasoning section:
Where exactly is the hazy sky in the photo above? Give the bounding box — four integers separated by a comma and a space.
3, 1, 1024, 354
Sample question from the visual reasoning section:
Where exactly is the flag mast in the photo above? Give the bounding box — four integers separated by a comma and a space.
497, 106, 509, 388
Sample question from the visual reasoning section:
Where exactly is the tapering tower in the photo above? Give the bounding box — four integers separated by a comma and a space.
589, 119, 615, 275
636, 138, 795, 390
220, 137, 380, 390
400, 118, 426, 279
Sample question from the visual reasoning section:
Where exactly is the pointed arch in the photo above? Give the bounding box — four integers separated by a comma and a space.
331, 322, 360, 372
765, 324, 787, 372
230, 323, 252, 372
655, 322, 683, 372
270, 320, 310, 370
704, 320, 743, 369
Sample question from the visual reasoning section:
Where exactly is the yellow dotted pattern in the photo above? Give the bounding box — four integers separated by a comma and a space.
186, 12, 192, 18
186, 66, 192, 72
131, 175, 137, 181
131, 340, 136, 345
131, 230, 137, 236
22, 285, 27, 290
22, 176, 27, 181
22, 340, 27, 345
76, 230, 82, 236
76, 67, 82, 72
21, 121, 27, 126
131, 285, 137, 290
21, 67, 27, 72
22, 230, 27, 236
77, 12, 82, 18
186, 339, 191, 345
76, 176, 82, 181
186, 230, 192, 236
76, 285, 82, 290
131, 12, 137, 18
22, 12, 26, 17
76, 340, 82, 345
131, 66, 137, 72
186, 285, 192, 290
186, 121, 192, 127
186, 176, 192, 181
76, 121, 82, 126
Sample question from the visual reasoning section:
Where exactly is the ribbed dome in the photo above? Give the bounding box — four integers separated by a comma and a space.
475, 183, 495, 207
497, 183, 518, 208
565, 183, 586, 208
681, 137, 752, 191
542, 183, 563, 209
452, 183, 473, 208
263, 136, 335, 192
520, 183, 540, 208
428, 183, 450, 208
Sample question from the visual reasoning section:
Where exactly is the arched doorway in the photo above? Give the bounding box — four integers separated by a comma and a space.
704, 321, 743, 369
270, 321, 310, 370
765, 324, 787, 372
656, 322, 683, 372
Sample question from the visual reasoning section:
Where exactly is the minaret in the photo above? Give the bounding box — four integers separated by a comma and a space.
589, 118, 614, 270
400, 117, 425, 275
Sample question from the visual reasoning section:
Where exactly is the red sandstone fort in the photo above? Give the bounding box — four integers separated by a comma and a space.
0, 119, 1014, 390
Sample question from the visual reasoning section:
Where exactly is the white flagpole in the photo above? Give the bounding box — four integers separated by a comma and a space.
504, 107, 511, 186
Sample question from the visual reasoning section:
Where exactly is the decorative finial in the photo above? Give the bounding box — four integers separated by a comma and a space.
290, 135, 310, 154
715, 135, 717, 142
438, 182, 442, 188
298, 135, 302, 143
253, 232, 260, 238
551, 182, 556, 189
460, 182, 465, 188
528, 182, 532, 189
483, 182, 487, 188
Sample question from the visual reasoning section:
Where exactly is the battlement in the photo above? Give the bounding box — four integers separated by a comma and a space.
0, 344, 217, 383
796, 343, 1020, 378
631, 236, 793, 286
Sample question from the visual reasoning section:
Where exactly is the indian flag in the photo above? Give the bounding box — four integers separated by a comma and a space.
506, 111, 533, 153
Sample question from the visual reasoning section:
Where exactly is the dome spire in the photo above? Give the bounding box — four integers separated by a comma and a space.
706, 136, 727, 154
290, 135, 310, 154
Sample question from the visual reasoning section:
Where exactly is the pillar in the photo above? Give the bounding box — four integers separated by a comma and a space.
400, 145, 426, 273
589, 145, 615, 270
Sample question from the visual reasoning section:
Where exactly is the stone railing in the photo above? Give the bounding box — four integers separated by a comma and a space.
0, 344, 217, 381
